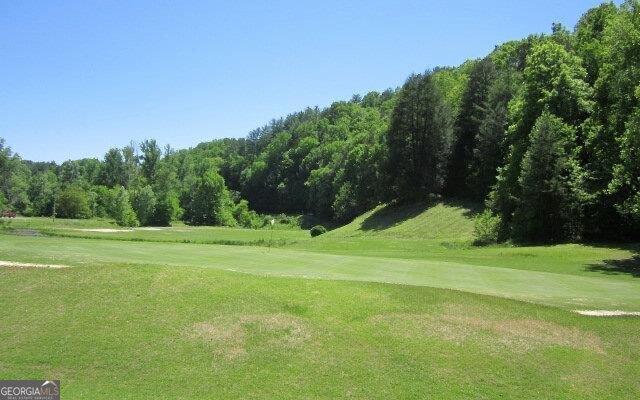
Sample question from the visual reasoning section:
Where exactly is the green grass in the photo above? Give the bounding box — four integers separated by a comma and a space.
5, 216, 309, 246
296, 201, 638, 278
1, 202, 639, 398
327, 201, 478, 241
1, 235, 639, 310
1, 262, 638, 399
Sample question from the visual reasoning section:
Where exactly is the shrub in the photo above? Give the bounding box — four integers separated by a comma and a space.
182, 166, 234, 226
112, 186, 139, 227
56, 186, 91, 219
131, 185, 157, 226
233, 199, 261, 229
92, 185, 114, 218
151, 192, 179, 226
473, 210, 501, 245
310, 225, 327, 237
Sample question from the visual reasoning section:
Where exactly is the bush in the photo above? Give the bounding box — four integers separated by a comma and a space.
131, 185, 157, 226
112, 186, 139, 227
233, 200, 261, 229
56, 186, 91, 219
151, 192, 179, 226
310, 225, 327, 237
182, 166, 234, 226
92, 185, 114, 218
473, 210, 501, 245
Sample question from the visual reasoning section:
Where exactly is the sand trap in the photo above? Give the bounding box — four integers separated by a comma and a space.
73, 227, 166, 232
0, 260, 70, 269
74, 228, 133, 233
574, 310, 640, 317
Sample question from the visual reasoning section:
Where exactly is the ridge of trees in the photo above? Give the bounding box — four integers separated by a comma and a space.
1, 1, 638, 242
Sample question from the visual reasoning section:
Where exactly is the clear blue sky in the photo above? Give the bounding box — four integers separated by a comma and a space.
0, 0, 616, 163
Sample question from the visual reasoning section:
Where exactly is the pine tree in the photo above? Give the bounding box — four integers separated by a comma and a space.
512, 112, 585, 242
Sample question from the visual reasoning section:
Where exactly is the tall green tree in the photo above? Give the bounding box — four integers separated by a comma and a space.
608, 103, 640, 230
131, 185, 157, 226
101, 148, 125, 188
447, 57, 497, 195
122, 143, 139, 188
512, 112, 585, 242
140, 139, 161, 185
386, 72, 454, 200
582, 1, 640, 238
28, 170, 58, 216
182, 161, 234, 226
467, 71, 517, 199
491, 40, 592, 232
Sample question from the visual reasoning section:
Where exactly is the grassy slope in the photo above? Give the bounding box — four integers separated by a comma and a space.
328, 201, 477, 241
1, 263, 638, 399
293, 202, 639, 277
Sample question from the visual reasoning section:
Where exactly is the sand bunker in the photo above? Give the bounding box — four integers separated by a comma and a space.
73, 227, 164, 232
74, 228, 133, 233
574, 310, 640, 317
0, 260, 70, 269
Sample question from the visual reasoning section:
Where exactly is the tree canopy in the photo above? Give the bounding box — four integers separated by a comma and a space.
1, 1, 638, 242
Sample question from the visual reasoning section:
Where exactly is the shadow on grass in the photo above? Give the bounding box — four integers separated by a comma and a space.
586, 255, 640, 277
359, 198, 481, 232
584, 243, 640, 278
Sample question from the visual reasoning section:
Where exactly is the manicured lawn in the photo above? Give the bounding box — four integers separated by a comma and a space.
1, 235, 639, 310
4, 216, 309, 245
1, 203, 638, 398
1, 262, 638, 399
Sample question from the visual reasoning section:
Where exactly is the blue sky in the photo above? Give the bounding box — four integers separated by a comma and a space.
0, 0, 617, 162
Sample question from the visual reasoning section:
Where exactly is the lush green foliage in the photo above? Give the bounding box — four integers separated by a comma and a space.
55, 186, 91, 219
473, 210, 502, 245
512, 112, 585, 242
182, 162, 234, 226
387, 73, 454, 199
1, 1, 639, 242
1, 202, 638, 397
111, 186, 139, 227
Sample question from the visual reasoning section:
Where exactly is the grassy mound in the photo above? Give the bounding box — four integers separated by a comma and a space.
327, 200, 479, 242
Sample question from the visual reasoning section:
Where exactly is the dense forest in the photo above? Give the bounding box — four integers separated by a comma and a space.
1, 1, 639, 243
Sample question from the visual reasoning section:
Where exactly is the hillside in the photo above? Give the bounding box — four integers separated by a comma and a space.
326, 200, 480, 242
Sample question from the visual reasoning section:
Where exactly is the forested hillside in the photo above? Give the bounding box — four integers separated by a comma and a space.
1, 1, 639, 243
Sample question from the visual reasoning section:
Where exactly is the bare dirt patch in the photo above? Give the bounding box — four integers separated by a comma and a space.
186, 313, 310, 360
0, 260, 70, 269
372, 304, 603, 354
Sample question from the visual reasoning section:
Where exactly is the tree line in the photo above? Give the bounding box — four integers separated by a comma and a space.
1, 1, 638, 242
